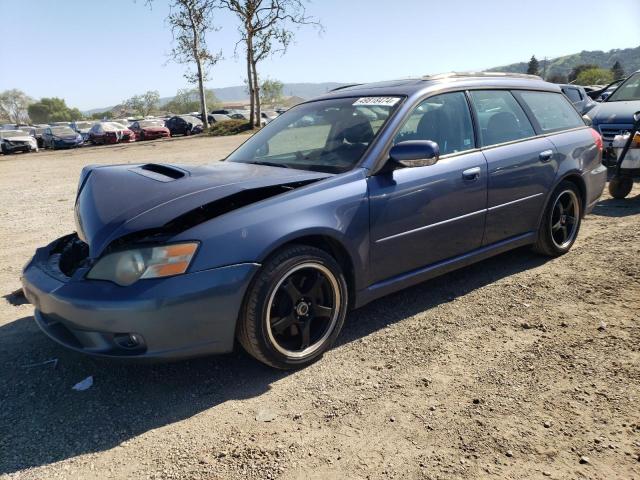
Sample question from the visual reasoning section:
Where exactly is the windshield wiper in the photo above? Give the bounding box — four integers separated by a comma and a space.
248, 161, 290, 169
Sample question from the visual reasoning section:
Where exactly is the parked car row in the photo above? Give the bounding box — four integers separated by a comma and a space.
0, 107, 289, 156
0, 115, 191, 155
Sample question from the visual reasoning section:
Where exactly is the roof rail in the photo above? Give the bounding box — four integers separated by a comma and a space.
330, 84, 363, 92
422, 71, 543, 81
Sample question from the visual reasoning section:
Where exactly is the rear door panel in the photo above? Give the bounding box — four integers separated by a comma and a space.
481, 138, 558, 245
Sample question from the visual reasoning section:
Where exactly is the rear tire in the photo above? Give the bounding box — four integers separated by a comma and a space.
237, 245, 348, 370
608, 175, 633, 199
533, 181, 582, 257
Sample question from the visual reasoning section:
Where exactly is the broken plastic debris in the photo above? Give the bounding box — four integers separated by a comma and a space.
255, 409, 277, 422
72, 376, 94, 391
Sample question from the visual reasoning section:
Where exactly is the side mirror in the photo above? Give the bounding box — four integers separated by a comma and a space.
582, 115, 592, 127
388, 140, 440, 168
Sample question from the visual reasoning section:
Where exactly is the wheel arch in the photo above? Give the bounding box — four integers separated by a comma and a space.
560, 173, 587, 215
261, 234, 357, 309
537, 171, 587, 231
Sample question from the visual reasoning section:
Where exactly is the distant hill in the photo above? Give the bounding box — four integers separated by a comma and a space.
83, 82, 347, 115
487, 46, 640, 78
83, 46, 640, 114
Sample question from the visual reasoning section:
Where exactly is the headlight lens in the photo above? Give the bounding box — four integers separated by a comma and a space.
87, 242, 199, 286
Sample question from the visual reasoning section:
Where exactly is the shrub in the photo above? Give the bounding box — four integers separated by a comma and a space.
207, 120, 255, 136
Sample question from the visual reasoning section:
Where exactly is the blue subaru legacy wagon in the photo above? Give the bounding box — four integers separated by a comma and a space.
21, 73, 607, 369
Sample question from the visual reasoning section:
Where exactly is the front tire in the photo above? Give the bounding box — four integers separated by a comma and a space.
533, 181, 582, 257
237, 245, 348, 369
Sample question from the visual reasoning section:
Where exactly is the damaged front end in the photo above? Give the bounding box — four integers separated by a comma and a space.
74, 162, 331, 259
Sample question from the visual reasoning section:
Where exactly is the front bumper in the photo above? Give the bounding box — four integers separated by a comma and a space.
3, 142, 33, 153
21, 237, 259, 360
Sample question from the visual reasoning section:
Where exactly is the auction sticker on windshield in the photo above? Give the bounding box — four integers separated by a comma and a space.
353, 97, 401, 107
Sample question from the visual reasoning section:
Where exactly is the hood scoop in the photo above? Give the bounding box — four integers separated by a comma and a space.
131, 164, 187, 182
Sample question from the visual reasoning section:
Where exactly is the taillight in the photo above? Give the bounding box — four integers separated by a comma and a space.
590, 128, 603, 152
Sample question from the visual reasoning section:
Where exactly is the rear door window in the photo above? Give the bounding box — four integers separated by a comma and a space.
394, 91, 475, 155
517, 91, 585, 133
469, 90, 536, 147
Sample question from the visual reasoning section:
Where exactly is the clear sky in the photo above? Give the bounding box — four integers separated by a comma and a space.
1, 0, 639, 110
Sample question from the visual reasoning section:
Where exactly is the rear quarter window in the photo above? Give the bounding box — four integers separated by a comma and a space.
517, 91, 585, 133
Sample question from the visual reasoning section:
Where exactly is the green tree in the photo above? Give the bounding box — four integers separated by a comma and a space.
166, 0, 222, 129
90, 110, 114, 120
611, 60, 625, 80
568, 64, 599, 83
27, 97, 83, 123
575, 68, 614, 86
527, 55, 540, 75
547, 73, 568, 84
124, 90, 161, 116
0, 89, 33, 123
260, 78, 284, 105
217, 0, 322, 128
165, 87, 220, 113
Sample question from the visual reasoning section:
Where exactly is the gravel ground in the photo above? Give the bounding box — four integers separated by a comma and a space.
0, 136, 639, 480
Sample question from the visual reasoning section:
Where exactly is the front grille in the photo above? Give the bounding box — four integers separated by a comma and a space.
599, 125, 633, 144
52, 234, 90, 277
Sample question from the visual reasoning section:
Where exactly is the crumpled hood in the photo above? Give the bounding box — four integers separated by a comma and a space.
3, 135, 34, 143
75, 161, 331, 257
591, 100, 640, 125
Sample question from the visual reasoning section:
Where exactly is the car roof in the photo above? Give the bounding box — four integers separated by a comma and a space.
313, 72, 561, 102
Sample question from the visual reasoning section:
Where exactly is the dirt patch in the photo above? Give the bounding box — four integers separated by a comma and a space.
0, 137, 638, 479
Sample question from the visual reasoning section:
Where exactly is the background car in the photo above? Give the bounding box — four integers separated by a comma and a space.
587, 78, 626, 101
129, 119, 171, 140
0, 129, 38, 154
88, 122, 135, 145
589, 70, 640, 164
42, 126, 84, 149
165, 115, 203, 136
559, 84, 597, 115
71, 121, 94, 142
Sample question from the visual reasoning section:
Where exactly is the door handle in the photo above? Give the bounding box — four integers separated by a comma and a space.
462, 167, 481, 181
539, 150, 554, 162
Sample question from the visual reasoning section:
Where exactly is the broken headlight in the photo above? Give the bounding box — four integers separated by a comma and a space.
87, 243, 199, 286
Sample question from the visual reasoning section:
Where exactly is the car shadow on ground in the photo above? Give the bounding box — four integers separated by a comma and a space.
0, 247, 547, 474
591, 193, 640, 218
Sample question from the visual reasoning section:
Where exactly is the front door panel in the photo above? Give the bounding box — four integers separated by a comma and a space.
368, 151, 488, 284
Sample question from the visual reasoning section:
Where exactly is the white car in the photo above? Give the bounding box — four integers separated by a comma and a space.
0, 130, 38, 154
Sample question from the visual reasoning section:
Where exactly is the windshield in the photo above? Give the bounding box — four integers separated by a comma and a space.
226, 96, 401, 173
52, 127, 77, 136
608, 73, 640, 102
139, 120, 165, 127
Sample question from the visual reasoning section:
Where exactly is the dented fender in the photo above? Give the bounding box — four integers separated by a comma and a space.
172, 169, 372, 291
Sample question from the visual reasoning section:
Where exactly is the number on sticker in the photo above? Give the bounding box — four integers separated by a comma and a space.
353, 97, 401, 107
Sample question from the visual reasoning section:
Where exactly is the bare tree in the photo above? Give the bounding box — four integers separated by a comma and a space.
166, 0, 221, 129
217, 0, 321, 128
0, 89, 33, 124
